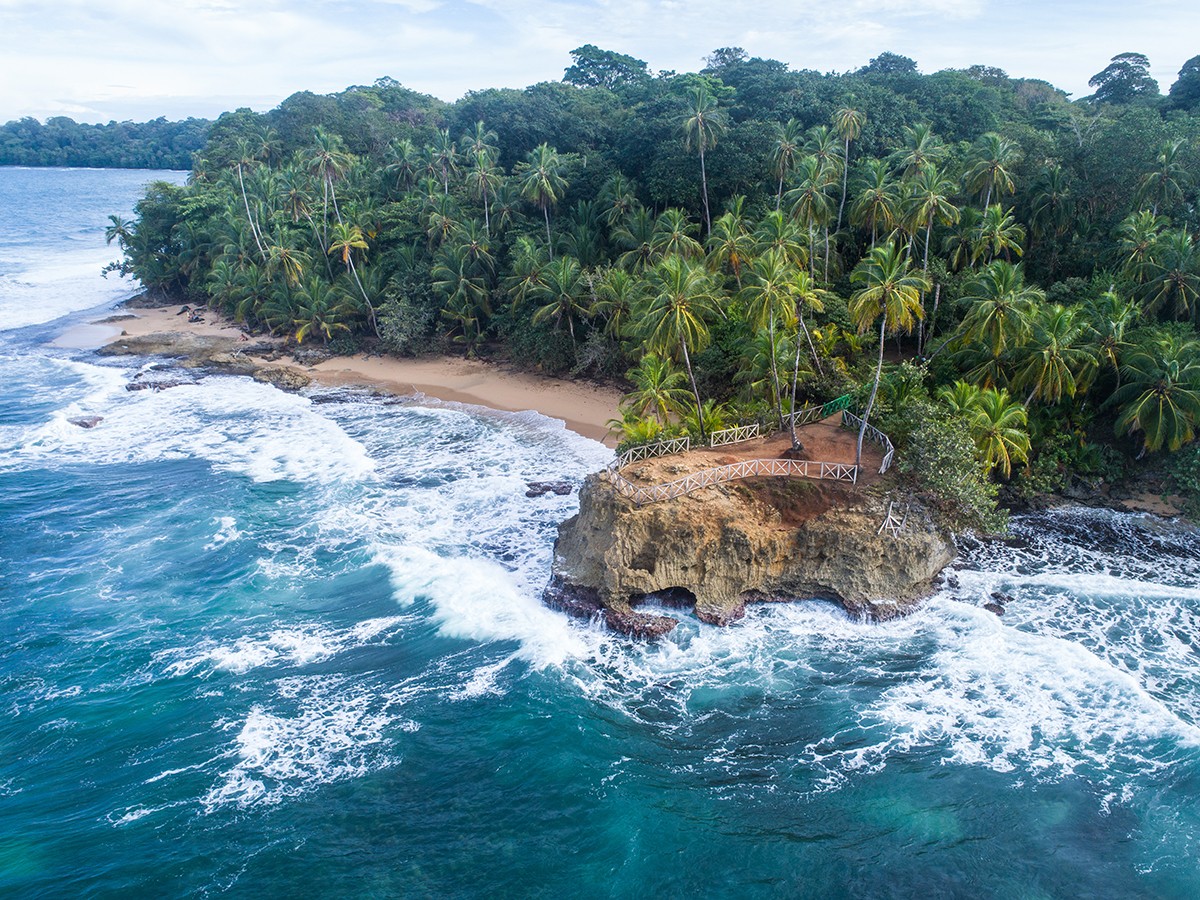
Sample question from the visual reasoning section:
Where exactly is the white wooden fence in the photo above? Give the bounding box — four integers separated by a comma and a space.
840, 410, 896, 473
606, 456, 859, 505
608, 436, 691, 471
708, 423, 760, 446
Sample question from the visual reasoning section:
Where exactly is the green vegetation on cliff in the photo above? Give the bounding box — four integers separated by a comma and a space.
109, 51, 1200, 522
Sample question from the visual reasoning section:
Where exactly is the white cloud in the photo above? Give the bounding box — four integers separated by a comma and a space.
1, 0, 1197, 122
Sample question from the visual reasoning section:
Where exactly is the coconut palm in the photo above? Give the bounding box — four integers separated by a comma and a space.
753, 210, 807, 270
937, 380, 982, 417
972, 204, 1026, 264
307, 127, 352, 233
519, 143, 569, 258
706, 204, 753, 287
530, 255, 590, 350
1084, 290, 1141, 386
613, 206, 656, 272
832, 104, 866, 232
1113, 332, 1200, 452
905, 164, 960, 277
970, 388, 1030, 478
740, 250, 798, 426
504, 236, 549, 308
638, 255, 722, 441
293, 276, 353, 345
465, 153, 502, 235
104, 215, 133, 246
769, 119, 804, 209
891, 123, 946, 177
650, 208, 703, 261
680, 84, 727, 235
430, 128, 458, 195
1135, 139, 1189, 216
958, 261, 1041, 362
785, 156, 836, 280
787, 269, 829, 433
965, 132, 1022, 210
597, 173, 639, 229
328, 222, 381, 337
623, 352, 691, 425
1117, 210, 1168, 285
1028, 164, 1073, 276
1141, 229, 1200, 322
383, 138, 420, 194
1012, 304, 1095, 404
850, 159, 900, 248
848, 245, 929, 465
592, 267, 641, 339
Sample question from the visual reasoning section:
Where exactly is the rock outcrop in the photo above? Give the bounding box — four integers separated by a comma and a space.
546, 472, 955, 638
99, 331, 310, 390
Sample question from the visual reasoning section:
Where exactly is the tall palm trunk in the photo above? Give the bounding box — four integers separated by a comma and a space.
856, 313, 888, 471
681, 338, 706, 444
345, 255, 381, 339
699, 146, 712, 236
543, 206, 554, 260
768, 311, 784, 429
237, 164, 267, 260
837, 138, 850, 232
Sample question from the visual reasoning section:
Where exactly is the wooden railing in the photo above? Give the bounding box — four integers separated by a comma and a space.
606, 456, 859, 505
708, 423, 760, 446
840, 410, 896, 474
608, 436, 691, 471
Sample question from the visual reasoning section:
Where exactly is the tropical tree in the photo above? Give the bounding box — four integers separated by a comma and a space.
832, 104, 866, 232
1142, 229, 1200, 322
622, 352, 691, 425
680, 84, 727, 235
293, 276, 353, 345
965, 132, 1021, 210
848, 245, 929, 465
1135, 139, 1188, 216
1012, 304, 1095, 404
891, 123, 945, 177
850, 159, 900, 247
969, 388, 1030, 478
638, 255, 722, 441
785, 156, 835, 280
956, 261, 1041, 384
530, 255, 590, 350
650, 208, 704, 261
519, 143, 569, 258
740, 250, 798, 426
972, 204, 1026, 264
707, 204, 753, 287
1112, 332, 1200, 452
1118, 209, 1168, 285
769, 119, 804, 209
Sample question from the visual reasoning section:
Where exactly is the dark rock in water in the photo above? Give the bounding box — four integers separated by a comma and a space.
944, 573, 961, 590
126, 379, 192, 392
526, 481, 573, 498
543, 577, 678, 639
984, 602, 1005, 616
253, 366, 312, 391
990, 591, 1014, 605
69, 416, 103, 429
176, 305, 190, 315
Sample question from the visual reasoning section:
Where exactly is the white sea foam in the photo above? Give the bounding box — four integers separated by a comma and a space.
200, 675, 418, 812
8, 366, 375, 484
158, 616, 411, 677
203, 516, 242, 551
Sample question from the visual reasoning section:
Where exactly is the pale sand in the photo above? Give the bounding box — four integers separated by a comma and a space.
80, 305, 623, 445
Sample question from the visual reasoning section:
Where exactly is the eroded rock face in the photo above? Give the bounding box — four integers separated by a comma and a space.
547, 473, 955, 638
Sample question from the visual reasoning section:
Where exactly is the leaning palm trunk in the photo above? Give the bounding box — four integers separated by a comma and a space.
681, 338, 706, 444
699, 147, 712, 236
856, 314, 888, 470
543, 206, 554, 260
345, 256, 382, 339
237, 165, 267, 260
836, 139, 850, 232
768, 311, 784, 430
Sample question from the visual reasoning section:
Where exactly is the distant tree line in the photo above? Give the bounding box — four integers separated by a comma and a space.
0, 116, 209, 169
108, 50, 1200, 526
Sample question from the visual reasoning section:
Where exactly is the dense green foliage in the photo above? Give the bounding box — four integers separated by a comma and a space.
0, 116, 209, 168
109, 53, 1200, 527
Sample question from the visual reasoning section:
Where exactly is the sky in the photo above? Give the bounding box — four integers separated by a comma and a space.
1, 0, 1197, 124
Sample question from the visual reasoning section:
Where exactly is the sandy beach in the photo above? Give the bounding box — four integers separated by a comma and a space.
66, 304, 623, 446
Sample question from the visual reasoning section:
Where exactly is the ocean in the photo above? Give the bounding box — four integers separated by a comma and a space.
1, 166, 1198, 898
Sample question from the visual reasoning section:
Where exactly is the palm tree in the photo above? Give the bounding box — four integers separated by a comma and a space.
973, 204, 1026, 265
1117, 210, 1168, 286
598, 173, 639, 229
592, 267, 641, 339
613, 206, 656, 272
430, 128, 459, 195
104, 215, 133, 246
504, 236, 549, 308
460, 121, 498, 165
769, 119, 804, 209
850, 159, 900, 248
937, 380, 982, 417
1085, 290, 1140, 387
465, 152, 502, 235
740, 250, 798, 426
638, 255, 722, 441
848, 245, 929, 466
327, 222, 380, 337
623, 353, 691, 425
383, 138, 420, 193
891, 123, 945, 177
956, 261, 1041, 385
1113, 332, 1200, 452
681, 84, 727, 236
943, 208, 982, 273
785, 156, 835, 280
1142, 229, 1200, 322
753, 210, 807, 270
832, 105, 866, 232
969, 388, 1030, 478
519, 143, 569, 259
530, 255, 590, 350
706, 204, 753, 287
906, 164, 960, 277
1028, 164, 1073, 276
1135, 139, 1189, 216
650, 208, 703, 261
293, 276, 353, 345
1012, 304, 1095, 405
965, 132, 1021, 210
787, 269, 828, 433
307, 127, 352, 235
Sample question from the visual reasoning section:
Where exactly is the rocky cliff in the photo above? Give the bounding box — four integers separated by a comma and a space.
545, 472, 955, 639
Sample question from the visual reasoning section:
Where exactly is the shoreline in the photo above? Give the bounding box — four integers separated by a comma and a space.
66, 304, 623, 446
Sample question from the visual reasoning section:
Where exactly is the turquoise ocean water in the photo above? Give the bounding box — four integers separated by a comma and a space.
1, 167, 1199, 898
